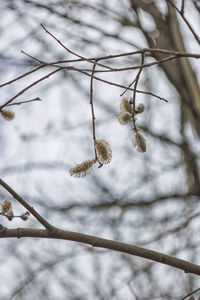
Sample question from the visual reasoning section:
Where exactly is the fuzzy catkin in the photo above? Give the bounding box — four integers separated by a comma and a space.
117, 112, 132, 125
0, 109, 15, 120
95, 140, 112, 164
69, 159, 97, 178
120, 98, 133, 114
132, 129, 146, 153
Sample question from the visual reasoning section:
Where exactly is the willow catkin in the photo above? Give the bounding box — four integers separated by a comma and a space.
117, 111, 133, 125
132, 129, 146, 153
69, 159, 97, 178
95, 140, 112, 164
120, 98, 133, 114
1, 200, 12, 214
0, 109, 15, 120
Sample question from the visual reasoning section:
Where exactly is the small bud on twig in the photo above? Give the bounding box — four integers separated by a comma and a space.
20, 211, 30, 221
135, 103, 145, 114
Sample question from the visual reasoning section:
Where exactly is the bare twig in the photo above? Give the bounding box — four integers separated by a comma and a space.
0, 68, 62, 110
132, 53, 145, 130
6, 97, 42, 106
120, 78, 137, 97
0, 65, 45, 88
0, 212, 29, 221
89, 60, 98, 161
18, 52, 169, 102
41, 24, 113, 71
69, 66, 168, 102
167, 0, 200, 44
181, 0, 185, 14
180, 287, 200, 300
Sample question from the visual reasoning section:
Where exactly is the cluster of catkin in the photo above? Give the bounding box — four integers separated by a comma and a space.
117, 98, 146, 153
69, 140, 112, 178
69, 97, 146, 178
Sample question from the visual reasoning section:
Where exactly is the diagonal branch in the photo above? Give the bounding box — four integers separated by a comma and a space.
0, 68, 62, 110
167, 0, 200, 45
0, 178, 56, 232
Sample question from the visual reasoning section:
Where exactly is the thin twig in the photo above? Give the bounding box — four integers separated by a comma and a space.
90, 60, 98, 159
0, 178, 56, 232
20, 51, 200, 73
0, 68, 62, 110
132, 53, 145, 130
120, 78, 137, 97
69, 66, 168, 102
181, 0, 185, 14
0, 47, 199, 92
21, 50, 45, 64
167, 0, 200, 44
18, 52, 169, 102
0, 212, 29, 220
180, 287, 200, 300
0, 65, 45, 88
6, 97, 42, 106
41, 24, 113, 71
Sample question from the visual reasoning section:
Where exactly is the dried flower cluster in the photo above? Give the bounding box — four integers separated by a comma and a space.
0, 109, 15, 121
1, 200, 14, 220
117, 97, 146, 153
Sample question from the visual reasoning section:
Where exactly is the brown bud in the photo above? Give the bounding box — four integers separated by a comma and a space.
20, 211, 30, 221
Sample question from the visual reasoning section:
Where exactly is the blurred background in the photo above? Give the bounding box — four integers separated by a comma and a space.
0, 0, 200, 299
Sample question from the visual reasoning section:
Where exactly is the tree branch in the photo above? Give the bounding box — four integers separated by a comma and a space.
0, 227, 200, 276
